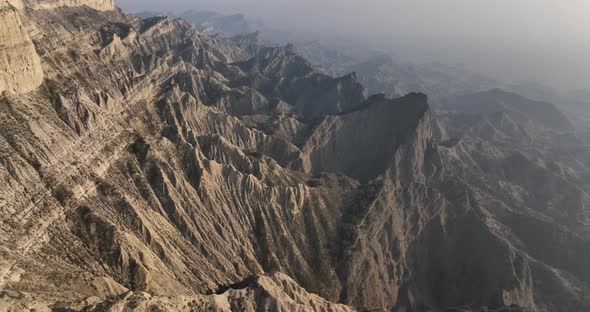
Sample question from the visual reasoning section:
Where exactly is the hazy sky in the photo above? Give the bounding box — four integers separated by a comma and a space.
118, 0, 589, 90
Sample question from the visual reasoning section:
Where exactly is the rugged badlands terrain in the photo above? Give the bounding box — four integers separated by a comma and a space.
1, 1, 590, 311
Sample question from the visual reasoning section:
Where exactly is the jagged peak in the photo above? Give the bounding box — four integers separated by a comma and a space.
230, 31, 261, 43
354, 92, 429, 115
340, 71, 359, 81
139, 16, 170, 33
301, 91, 432, 182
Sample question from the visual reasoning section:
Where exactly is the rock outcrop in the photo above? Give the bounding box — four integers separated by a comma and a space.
29, 0, 114, 11
0, 0, 44, 94
301, 93, 431, 182
2, 273, 356, 311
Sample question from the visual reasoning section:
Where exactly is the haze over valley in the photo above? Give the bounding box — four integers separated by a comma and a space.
119, 0, 590, 92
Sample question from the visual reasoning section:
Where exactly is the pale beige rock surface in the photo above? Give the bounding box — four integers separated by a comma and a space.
1, 273, 356, 312
0, 0, 44, 94
28, 0, 114, 11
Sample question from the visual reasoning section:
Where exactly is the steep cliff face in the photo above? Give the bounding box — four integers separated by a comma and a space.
0, 2, 589, 312
301, 93, 431, 182
0, 1, 44, 94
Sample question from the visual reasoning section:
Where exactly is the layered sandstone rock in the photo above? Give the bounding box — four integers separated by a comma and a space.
0, 0, 44, 94
1, 273, 356, 311
29, 0, 114, 11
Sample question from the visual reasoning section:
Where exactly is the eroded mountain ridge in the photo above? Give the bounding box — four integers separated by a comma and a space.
0, 1, 589, 312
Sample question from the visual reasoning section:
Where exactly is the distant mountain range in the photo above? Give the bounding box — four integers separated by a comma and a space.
136, 9, 590, 128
